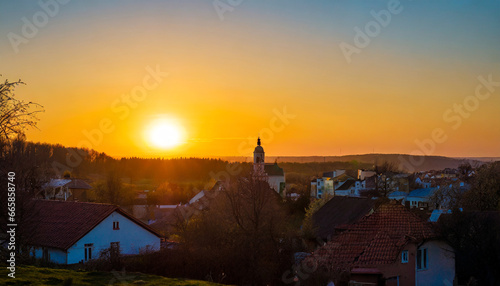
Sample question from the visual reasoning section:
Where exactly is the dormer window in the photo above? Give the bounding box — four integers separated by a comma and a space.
113, 221, 120, 230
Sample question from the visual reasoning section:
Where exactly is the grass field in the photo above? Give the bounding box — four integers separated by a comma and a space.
0, 265, 221, 286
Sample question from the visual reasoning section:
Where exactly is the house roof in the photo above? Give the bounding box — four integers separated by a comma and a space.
27, 200, 163, 250
65, 179, 92, 189
47, 179, 92, 190
264, 163, 284, 176
388, 191, 408, 199
322, 171, 335, 178
336, 179, 356, 191
407, 187, 438, 198
313, 196, 376, 238
306, 202, 436, 271
333, 173, 353, 182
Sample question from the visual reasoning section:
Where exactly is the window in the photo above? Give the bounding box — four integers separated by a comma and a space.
401, 250, 408, 263
113, 221, 120, 230
417, 248, 428, 270
84, 243, 93, 261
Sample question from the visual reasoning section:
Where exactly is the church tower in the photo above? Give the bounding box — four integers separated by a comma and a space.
253, 137, 265, 174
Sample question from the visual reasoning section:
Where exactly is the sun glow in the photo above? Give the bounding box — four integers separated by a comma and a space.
146, 118, 185, 149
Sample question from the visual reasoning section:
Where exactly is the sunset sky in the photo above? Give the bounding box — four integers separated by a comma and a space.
1, 0, 499, 158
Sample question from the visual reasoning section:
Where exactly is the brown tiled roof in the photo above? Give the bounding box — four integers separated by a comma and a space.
27, 200, 162, 250
307, 202, 436, 271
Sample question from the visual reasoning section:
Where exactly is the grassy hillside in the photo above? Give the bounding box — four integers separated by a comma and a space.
0, 265, 222, 286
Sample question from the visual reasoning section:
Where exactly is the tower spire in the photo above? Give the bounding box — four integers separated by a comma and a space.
257, 136, 261, 146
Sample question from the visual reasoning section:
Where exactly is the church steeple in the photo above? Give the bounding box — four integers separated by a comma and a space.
253, 136, 265, 172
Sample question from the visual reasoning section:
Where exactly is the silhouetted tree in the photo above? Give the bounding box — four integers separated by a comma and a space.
0, 78, 43, 141
180, 175, 292, 285
439, 210, 500, 285
458, 162, 475, 184
94, 170, 134, 205
462, 162, 500, 211
375, 160, 400, 197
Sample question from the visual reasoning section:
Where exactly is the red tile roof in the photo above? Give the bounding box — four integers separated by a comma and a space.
27, 200, 162, 250
306, 202, 436, 271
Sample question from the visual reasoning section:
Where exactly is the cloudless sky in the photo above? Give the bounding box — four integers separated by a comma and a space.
1, 0, 499, 158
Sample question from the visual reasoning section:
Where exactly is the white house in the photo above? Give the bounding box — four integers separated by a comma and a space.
28, 200, 163, 264
357, 169, 376, 180
415, 177, 432, 189
407, 187, 439, 210
334, 179, 366, 197
310, 170, 347, 198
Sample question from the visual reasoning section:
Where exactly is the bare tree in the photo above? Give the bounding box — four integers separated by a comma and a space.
0, 78, 44, 141
0, 78, 45, 261
180, 175, 291, 285
462, 162, 500, 211
374, 160, 400, 197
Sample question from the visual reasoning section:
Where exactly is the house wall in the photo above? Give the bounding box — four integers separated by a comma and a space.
311, 182, 317, 197
268, 175, 285, 194
407, 197, 429, 209
416, 240, 455, 286
322, 179, 334, 196
376, 243, 417, 286
66, 211, 161, 264
32, 247, 67, 264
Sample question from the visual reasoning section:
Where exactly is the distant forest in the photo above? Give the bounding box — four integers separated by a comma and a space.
13, 140, 373, 182
15, 140, 236, 183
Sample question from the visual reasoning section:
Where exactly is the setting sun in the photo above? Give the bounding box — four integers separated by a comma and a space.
146, 118, 184, 149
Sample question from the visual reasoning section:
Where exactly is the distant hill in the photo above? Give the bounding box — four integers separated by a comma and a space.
220, 154, 486, 172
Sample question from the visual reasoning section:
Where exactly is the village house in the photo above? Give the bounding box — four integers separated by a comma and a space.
304, 202, 455, 286
27, 200, 163, 264
406, 187, 439, 210
43, 178, 93, 201
310, 171, 347, 198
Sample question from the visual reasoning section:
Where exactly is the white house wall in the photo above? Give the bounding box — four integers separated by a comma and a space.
268, 176, 285, 194
416, 240, 455, 286
66, 211, 161, 264
32, 247, 67, 264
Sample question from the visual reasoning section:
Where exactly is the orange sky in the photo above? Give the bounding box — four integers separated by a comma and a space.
1, 1, 499, 158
